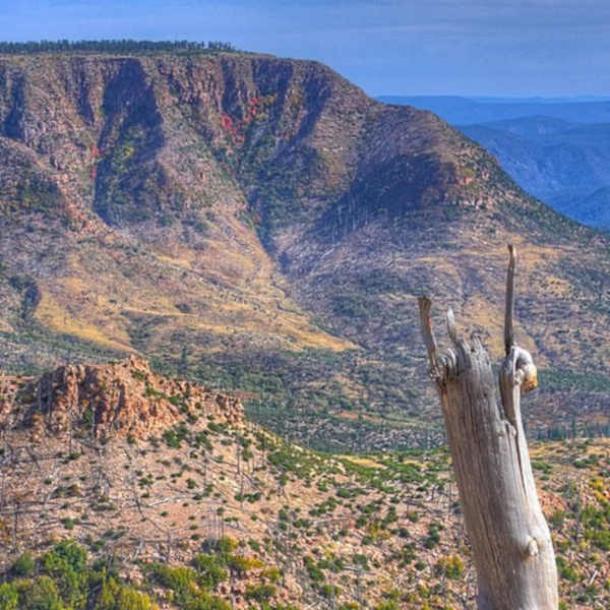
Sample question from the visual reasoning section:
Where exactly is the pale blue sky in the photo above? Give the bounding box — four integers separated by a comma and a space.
1, 0, 610, 96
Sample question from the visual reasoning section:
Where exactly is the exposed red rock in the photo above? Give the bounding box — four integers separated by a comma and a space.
2, 356, 243, 441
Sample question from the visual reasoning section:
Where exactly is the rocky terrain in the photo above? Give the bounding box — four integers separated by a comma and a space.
0, 49, 608, 450
0, 355, 244, 441
0, 359, 608, 609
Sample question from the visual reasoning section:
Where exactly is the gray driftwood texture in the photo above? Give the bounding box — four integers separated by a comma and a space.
418, 245, 558, 610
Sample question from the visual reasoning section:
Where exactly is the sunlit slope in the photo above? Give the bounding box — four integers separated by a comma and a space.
0, 51, 608, 447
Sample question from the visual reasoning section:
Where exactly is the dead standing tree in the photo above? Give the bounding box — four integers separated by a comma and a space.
417, 245, 558, 610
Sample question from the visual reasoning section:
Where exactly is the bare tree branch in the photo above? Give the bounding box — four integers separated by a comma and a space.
504, 244, 516, 355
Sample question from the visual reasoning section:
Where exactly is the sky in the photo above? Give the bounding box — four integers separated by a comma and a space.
1, 0, 610, 97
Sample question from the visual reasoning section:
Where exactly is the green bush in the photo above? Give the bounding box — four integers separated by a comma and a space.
556, 557, 580, 583
423, 523, 441, 549
183, 592, 231, 610
12, 553, 36, 578
95, 577, 158, 610
151, 565, 197, 598
319, 583, 340, 599
375, 602, 399, 610
0, 541, 245, 610
21, 576, 64, 610
304, 557, 325, 583
245, 583, 276, 602
41, 542, 88, 609
435, 555, 464, 579
216, 536, 239, 556
225, 554, 262, 576
0, 583, 19, 610
192, 554, 228, 589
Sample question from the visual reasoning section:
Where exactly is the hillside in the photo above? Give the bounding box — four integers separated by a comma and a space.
0, 359, 608, 609
460, 118, 610, 230
380, 96, 610, 231
0, 51, 609, 449
579, 187, 610, 229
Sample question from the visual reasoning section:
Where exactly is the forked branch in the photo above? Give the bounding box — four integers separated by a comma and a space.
418, 296, 439, 379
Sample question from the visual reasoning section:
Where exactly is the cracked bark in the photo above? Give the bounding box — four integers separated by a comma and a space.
418, 245, 558, 610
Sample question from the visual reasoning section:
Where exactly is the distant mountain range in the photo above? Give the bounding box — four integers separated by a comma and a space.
379, 96, 610, 230
378, 95, 610, 125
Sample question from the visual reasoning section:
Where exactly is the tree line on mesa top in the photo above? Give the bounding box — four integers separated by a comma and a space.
0, 40, 238, 55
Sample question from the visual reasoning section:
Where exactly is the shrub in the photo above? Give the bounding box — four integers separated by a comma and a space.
423, 523, 441, 549
41, 541, 88, 608
556, 557, 580, 583
225, 554, 262, 576
375, 602, 399, 610
192, 554, 228, 589
183, 592, 231, 610
151, 565, 197, 598
21, 576, 64, 610
262, 566, 282, 583
12, 553, 36, 577
245, 583, 276, 602
216, 536, 239, 556
42, 541, 87, 573
395, 543, 416, 566
435, 555, 464, 579
0, 583, 18, 610
319, 583, 340, 599
304, 557, 325, 583
548, 510, 566, 528
96, 577, 158, 610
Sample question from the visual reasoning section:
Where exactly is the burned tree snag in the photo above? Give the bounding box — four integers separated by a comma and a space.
418, 245, 558, 610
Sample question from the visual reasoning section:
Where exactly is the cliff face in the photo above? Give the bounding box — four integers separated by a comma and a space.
0, 51, 608, 448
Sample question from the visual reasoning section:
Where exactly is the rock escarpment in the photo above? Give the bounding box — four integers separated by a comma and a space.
1, 356, 244, 441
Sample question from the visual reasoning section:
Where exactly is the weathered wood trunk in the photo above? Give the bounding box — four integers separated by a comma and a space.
418, 246, 558, 610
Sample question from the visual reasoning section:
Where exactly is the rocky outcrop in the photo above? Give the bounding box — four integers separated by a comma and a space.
8, 356, 244, 441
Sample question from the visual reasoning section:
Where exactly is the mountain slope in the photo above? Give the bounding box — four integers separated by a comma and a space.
0, 358, 608, 609
459, 118, 610, 230
378, 97, 610, 230
578, 186, 610, 228
0, 51, 608, 449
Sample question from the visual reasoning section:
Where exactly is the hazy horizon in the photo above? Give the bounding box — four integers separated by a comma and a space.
378, 94, 610, 102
